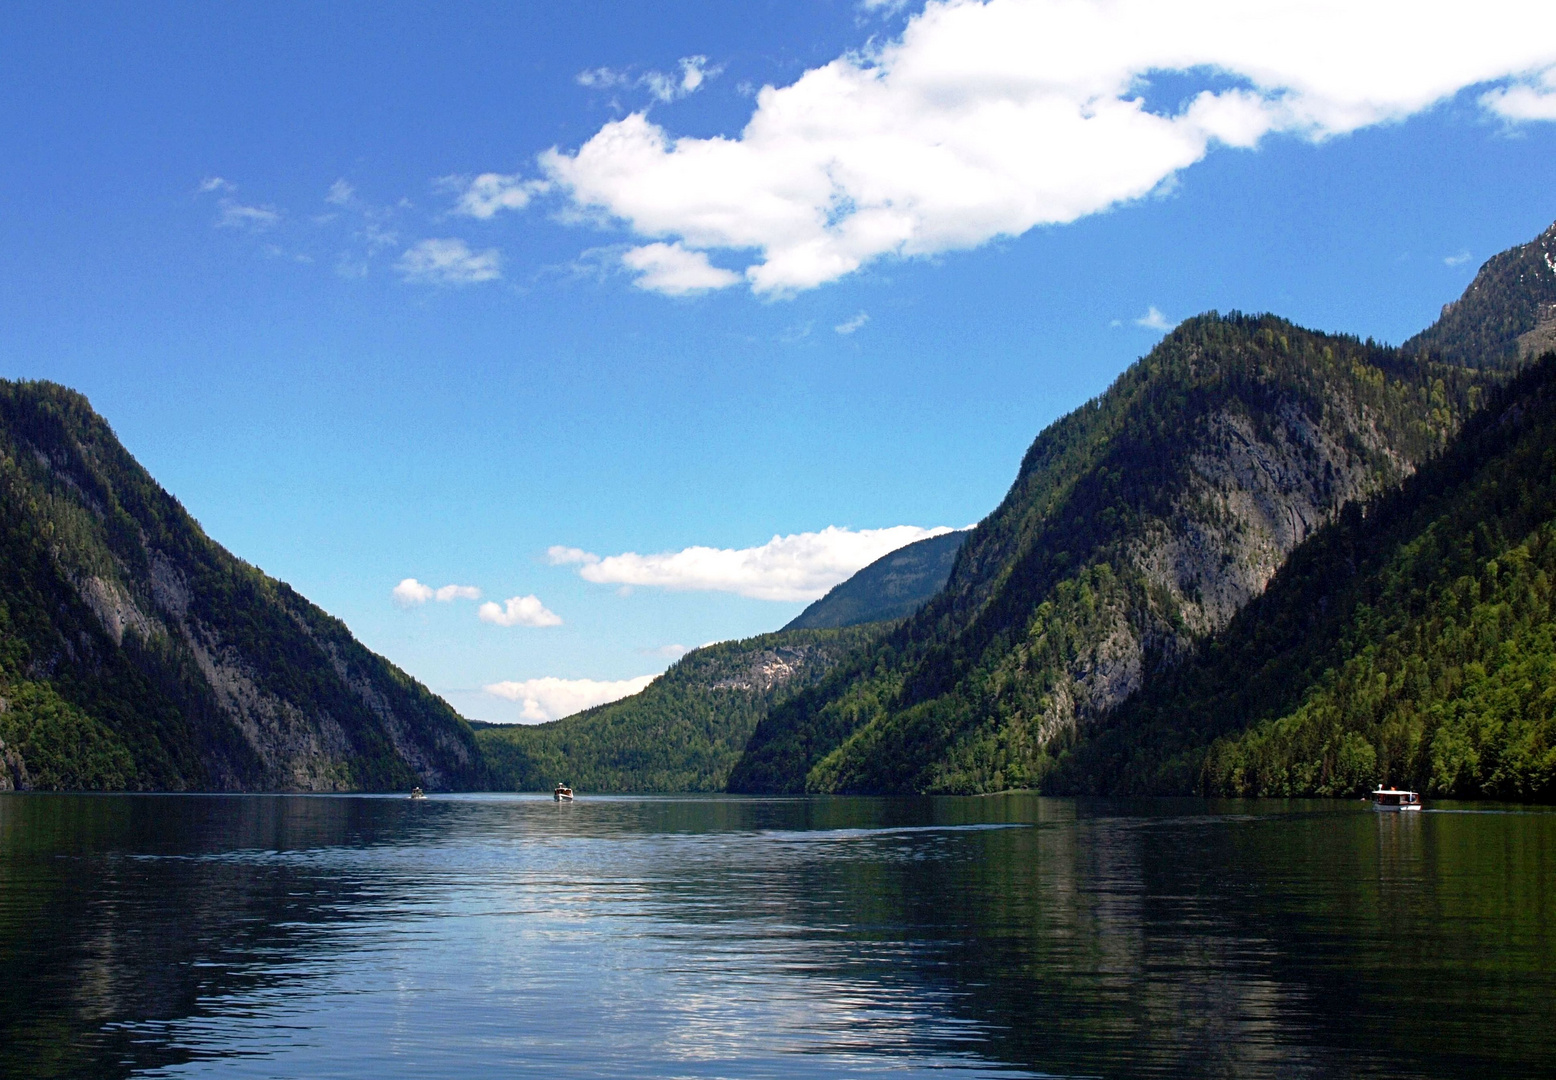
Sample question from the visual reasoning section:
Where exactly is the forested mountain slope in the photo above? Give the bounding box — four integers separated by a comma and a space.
730, 315, 1483, 794
477, 624, 883, 792
1403, 220, 1556, 368
785, 530, 967, 630
1053, 354, 1556, 800
0, 381, 483, 792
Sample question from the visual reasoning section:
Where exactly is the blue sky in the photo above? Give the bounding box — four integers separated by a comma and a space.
3, 1, 1555, 722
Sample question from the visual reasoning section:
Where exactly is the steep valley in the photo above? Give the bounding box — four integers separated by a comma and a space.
7, 218, 1556, 800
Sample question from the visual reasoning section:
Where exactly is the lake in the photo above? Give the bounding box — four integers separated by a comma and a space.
0, 793, 1551, 1079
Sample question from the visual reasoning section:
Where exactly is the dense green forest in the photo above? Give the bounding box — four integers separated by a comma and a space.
0, 380, 483, 792
478, 625, 884, 792
1054, 354, 1556, 800
731, 314, 1484, 794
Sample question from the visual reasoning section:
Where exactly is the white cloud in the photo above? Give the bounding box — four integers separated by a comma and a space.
393, 578, 434, 606
326, 179, 356, 206
1444, 250, 1472, 267
483, 674, 657, 722
646, 56, 721, 102
360, 220, 399, 253
539, 0, 1556, 295
835, 311, 870, 334
577, 66, 632, 90
578, 56, 721, 104
447, 172, 547, 218
1482, 68, 1556, 120
393, 578, 482, 606
1134, 306, 1173, 331
396, 238, 502, 285
554, 524, 954, 602
639, 643, 690, 659
622, 241, 741, 295
478, 594, 563, 627
216, 199, 281, 231
197, 176, 232, 193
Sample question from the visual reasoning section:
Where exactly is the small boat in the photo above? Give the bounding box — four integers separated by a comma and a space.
1372, 786, 1421, 810
409, 786, 427, 801
553, 784, 574, 802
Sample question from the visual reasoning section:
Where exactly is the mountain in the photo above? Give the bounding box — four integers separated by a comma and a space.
1051, 352, 1556, 800
1403, 221, 1556, 368
478, 530, 967, 793
0, 380, 483, 792
729, 314, 1485, 794
476, 625, 882, 792
784, 530, 968, 630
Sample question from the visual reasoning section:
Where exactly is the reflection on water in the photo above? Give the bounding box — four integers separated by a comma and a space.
0, 794, 1551, 1079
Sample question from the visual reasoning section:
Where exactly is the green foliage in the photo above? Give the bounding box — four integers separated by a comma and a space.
732, 314, 1482, 794
1059, 355, 1556, 800
0, 681, 136, 790
479, 626, 883, 792
0, 378, 483, 791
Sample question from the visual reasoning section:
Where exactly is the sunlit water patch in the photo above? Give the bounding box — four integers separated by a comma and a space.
1, 793, 1551, 1078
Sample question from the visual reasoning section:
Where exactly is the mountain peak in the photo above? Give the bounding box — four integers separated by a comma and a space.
1404, 218, 1556, 368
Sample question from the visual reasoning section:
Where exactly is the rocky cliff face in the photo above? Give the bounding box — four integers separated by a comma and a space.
710, 645, 828, 692
0, 380, 483, 792
1056, 353, 1556, 799
938, 376, 1436, 774
734, 315, 1484, 794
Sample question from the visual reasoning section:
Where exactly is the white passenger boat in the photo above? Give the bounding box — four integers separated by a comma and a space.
409, 786, 427, 801
1372, 786, 1421, 810
553, 784, 574, 802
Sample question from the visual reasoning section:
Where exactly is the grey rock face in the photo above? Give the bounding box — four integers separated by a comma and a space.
0, 379, 482, 792
710, 646, 817, 692
1046, 390, 1420, 742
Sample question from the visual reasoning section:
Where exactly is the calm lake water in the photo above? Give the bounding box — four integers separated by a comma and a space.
1, 794, 1551, 1079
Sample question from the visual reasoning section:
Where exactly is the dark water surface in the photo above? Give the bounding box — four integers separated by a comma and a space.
1, 794, 1551, 1079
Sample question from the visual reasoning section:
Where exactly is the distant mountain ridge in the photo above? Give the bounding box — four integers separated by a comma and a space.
477, 625, 882, 792
475, 532, 967, 794
784, 530, 968, 630
1404, 221, 1556, 368
0, 381, 483, 792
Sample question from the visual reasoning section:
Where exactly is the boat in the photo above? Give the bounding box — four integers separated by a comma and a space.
553, 784, 574, 802
409, 786, 426, 801
1372, 786, 1421, 810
